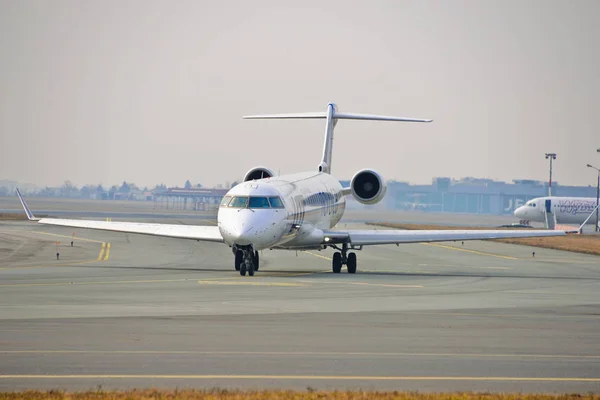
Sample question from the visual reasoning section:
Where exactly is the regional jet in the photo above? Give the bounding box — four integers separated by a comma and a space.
16, 103, 579, 276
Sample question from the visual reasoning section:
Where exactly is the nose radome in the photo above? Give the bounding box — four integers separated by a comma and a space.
514, 206, 524, 218
227, 214, 256, 245
230, 225, 255, 245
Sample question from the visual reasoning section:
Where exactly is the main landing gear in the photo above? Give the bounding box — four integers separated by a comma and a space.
234, 246, 259, 276
331, 243, 357, 274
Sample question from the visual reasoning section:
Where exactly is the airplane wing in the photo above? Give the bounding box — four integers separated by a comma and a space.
322, 226, 577, 247
15, 189, 223, 242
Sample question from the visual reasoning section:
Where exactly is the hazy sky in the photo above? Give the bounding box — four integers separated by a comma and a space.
1, 0, 599, 189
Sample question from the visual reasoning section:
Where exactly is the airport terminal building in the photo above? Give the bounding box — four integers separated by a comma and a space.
342, 177, 598, 216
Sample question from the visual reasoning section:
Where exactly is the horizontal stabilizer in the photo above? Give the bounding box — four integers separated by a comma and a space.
243, 111, 432, 123
334, 112, 432, 123
243, 112, 327, 119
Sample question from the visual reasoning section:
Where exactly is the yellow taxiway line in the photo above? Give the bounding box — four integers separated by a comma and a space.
103, 242, 111, 261
97, 243, 106, 261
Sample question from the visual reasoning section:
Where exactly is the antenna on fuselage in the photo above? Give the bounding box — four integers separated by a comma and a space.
242, 103, 432, 175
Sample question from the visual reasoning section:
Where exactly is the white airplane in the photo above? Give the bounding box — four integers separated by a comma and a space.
514, 196, 599, 227
16, 103, 579, 276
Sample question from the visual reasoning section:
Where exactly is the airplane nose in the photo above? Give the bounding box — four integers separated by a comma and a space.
218, 208, 285, 249
224, 212, 255, 245
229, 225, 255, 245
514, 206, 524, 218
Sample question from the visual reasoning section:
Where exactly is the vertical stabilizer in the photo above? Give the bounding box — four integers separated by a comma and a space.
318, 103, 337, 174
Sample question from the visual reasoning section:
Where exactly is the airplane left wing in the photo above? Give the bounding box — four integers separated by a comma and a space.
15, 189, 223, 242
322, 227, 576, 246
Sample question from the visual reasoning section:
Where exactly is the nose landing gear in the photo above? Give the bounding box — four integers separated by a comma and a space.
233, 246, 259, 276
331, 243, 357, 274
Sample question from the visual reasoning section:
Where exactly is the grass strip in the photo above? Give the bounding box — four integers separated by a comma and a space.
0, 213, 28, 221
0, 390, 598, 400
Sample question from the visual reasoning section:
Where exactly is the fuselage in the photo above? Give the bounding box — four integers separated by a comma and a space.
514, 196, 598, 225
217, 171, 346, 250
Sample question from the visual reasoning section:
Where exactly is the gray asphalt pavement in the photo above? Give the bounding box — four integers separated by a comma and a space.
1, 218, 599, 393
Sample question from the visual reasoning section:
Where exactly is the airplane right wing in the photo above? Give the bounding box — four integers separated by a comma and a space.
16, 189, 223, 242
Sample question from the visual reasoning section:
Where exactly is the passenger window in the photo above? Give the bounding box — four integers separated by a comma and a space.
249, 197, 270, 208
220, 196, 232, 207
268, 197, 284, 208
229, 196, 248, 208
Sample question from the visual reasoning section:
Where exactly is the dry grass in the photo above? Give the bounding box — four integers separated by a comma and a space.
367, 222, 600, 256
0, 212, 28, 221
0, 390, 598, 400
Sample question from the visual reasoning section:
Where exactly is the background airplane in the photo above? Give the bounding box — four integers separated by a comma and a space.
514, 196, 599, 229
16, 103, 578, 276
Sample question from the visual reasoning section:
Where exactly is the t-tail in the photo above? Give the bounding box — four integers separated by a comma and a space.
243, 102, 432, 174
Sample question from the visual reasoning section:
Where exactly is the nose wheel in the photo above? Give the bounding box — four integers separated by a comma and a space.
234, 247, 259, 276
331, 243, 357, 274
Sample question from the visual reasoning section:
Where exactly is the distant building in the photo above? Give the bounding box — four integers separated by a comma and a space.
386, 177, 596, 215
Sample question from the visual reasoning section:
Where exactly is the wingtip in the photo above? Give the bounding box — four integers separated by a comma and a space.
15, 188, 37, 221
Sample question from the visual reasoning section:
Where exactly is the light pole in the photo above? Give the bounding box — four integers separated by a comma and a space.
587, 164, 600, 232
545, 153, 557, 196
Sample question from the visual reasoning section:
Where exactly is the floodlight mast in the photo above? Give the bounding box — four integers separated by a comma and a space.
545, 153, 557, 196
587, 163, 600, 232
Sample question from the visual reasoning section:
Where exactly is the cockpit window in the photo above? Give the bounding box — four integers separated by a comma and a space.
228, 196, 248, 208
220, 196, 232, 207
223, 195, 284, 209
249, 197, 270, 208
268, 196, 284, 208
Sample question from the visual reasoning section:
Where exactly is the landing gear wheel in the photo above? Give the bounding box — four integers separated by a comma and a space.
254, 251, 260, 271
246, 258, 255, 277
235, 250, 243, 271
240, 262, 247, 276
347, 252, 357, 274
332, 252, 342, 273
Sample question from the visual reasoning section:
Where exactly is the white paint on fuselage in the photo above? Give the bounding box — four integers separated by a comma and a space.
217, 171, 346, 250
514, 196, 598, 225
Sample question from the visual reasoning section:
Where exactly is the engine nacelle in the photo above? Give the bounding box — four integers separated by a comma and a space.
243, 166, 277, 182
350, 169, 387, 205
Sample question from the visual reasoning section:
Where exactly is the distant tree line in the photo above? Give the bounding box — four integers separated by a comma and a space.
0, 179, 222, 200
